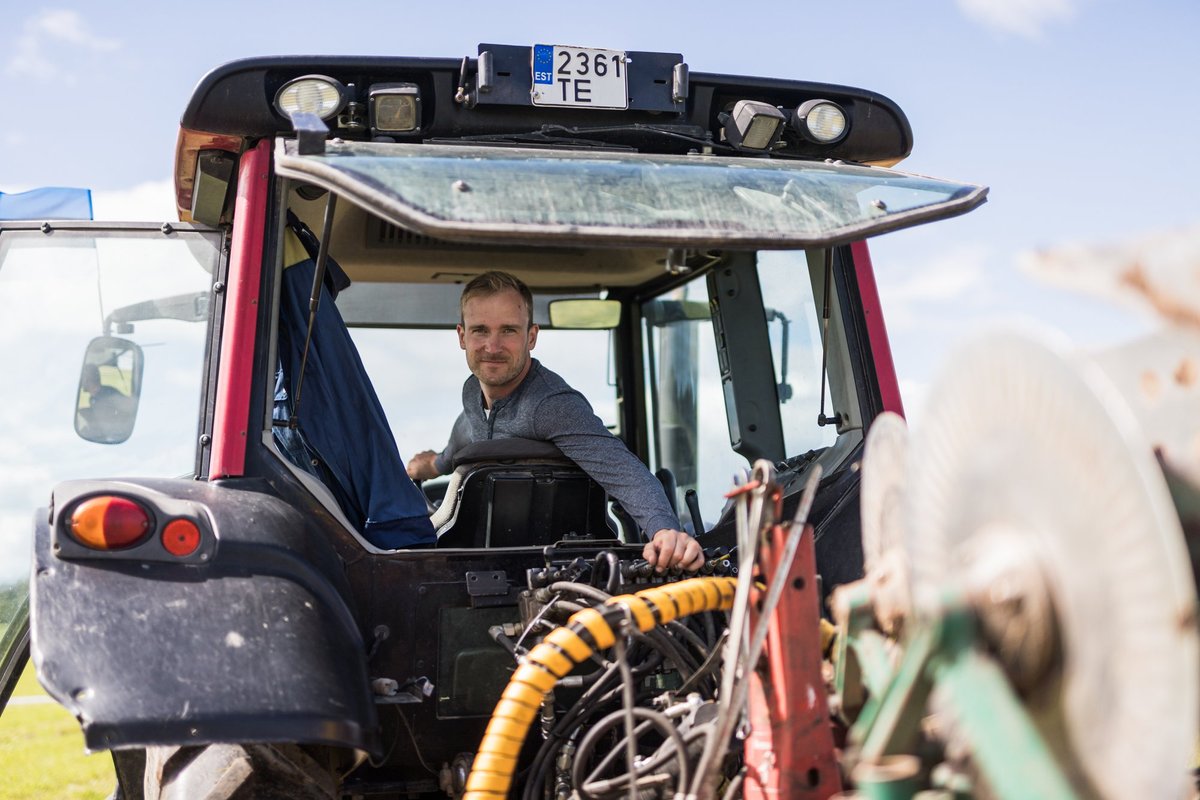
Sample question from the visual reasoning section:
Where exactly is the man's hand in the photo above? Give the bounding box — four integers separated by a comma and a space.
643, 529, 704, 573
407, 450, 441, 481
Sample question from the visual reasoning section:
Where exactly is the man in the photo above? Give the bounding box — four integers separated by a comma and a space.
408, 271, 703, 572
78, 363, 132, 443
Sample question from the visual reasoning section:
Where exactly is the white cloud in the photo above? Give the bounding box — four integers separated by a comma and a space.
875, 244, 990, 332
6, 9, 120, 80
91, 180, 177, 222
955, 0, 1077, 39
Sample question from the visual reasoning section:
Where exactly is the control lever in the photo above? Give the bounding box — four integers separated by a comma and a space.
684, 489, 705, 534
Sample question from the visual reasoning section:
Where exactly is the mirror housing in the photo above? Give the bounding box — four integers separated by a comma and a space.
75, 337, 144, 445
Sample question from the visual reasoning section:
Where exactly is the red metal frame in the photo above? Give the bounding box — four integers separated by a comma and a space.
210, 140, 270, 478
744, 519, 842, 800
851, 241, 904, 417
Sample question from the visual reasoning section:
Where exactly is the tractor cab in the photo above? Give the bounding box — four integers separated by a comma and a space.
0, 44, 986, 799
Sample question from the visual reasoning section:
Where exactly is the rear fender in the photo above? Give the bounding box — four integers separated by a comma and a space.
30, 477, 379, 756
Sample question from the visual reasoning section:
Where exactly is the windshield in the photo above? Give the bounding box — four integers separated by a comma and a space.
0, 226, 220, 588
276, 141, 986, 248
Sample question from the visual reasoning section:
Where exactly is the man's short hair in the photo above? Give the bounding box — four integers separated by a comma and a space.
460, 271, 535, 328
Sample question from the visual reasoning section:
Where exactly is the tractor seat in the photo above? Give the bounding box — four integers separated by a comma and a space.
433, 438, 613, 548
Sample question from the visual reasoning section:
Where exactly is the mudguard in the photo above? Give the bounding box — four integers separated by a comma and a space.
30, 477, 379, 757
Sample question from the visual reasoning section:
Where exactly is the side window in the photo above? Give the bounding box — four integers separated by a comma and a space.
641, 274, 744, 533
0, 228, 219, 597
757, 251, 839, 457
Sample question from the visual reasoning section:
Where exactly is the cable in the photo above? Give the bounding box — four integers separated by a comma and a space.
721, 768, 747, 800
614, 632, 638, 800
519, 587, 717, 799
594, 551, 622, 595
551, 580, 701, 681
675, 629, 729, 697
573, 708, 693, 800
610, 723, 707, 789
464, 577, 737, 800
367, 706, 438, 774
700, 610, 717, 651
549, 580, 612, 605
513, 592, 565, 654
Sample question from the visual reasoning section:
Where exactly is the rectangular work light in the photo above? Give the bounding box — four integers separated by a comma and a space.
370, 83, 422, 135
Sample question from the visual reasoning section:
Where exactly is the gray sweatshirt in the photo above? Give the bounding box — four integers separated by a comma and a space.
434, 359, 681, 537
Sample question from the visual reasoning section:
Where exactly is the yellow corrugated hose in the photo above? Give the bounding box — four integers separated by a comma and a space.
462, 576, 738, 800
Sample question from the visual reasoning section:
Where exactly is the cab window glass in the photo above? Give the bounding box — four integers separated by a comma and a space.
351, 327, 617, 461
757, 251, 839, 457
0, 229, 218, 592
641, 274, 743, 532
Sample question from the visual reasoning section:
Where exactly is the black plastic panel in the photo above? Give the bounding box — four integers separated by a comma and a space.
31, 477, 380, 755
180, 53, 914, 163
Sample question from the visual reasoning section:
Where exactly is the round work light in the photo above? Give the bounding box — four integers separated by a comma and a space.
793, 100, 849, 145
274, 75, 347, 121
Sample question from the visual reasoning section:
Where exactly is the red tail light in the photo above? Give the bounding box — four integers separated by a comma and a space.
70, 496, 151, 550
161, 519, 202, 557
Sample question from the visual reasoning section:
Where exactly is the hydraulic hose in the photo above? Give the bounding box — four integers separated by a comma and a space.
462, 576, 737, 800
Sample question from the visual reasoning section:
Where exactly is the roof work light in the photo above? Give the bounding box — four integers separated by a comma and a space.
274, 75, 348, 121
793, 99, 849, 144
370, 83, 421, 135
722, 100, 788, 151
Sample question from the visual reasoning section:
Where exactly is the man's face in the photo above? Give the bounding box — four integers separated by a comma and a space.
458, 289, 539, 395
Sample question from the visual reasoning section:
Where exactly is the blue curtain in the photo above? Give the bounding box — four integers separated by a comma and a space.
275, 247, 434, 548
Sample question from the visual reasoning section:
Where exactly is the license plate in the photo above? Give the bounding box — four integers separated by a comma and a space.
531, 44, 628, 109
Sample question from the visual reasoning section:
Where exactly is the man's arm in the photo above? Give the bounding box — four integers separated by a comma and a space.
533, 393, 703, 571
406, 412, 469, 481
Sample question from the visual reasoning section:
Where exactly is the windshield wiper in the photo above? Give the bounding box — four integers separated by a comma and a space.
431, 129, 635, 151
434, 122, 717, 153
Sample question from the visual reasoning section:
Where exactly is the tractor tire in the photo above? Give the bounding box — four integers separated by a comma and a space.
143, 743, 339, 800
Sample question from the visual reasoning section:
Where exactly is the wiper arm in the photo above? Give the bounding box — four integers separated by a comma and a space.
434, 122, 721, 153
432, 129, 635, 151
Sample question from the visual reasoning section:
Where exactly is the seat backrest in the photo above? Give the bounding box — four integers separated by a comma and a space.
434, 438, 613, 548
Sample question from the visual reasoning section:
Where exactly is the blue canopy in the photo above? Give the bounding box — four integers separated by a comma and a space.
0, 187, 93, 220
274, 227, 434, 548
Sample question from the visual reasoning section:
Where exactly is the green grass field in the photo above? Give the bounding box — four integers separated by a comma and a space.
0, 661, 115, 799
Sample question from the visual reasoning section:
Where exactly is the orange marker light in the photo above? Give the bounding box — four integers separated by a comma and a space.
161, 519, 202, 557
70, 496, 151, 550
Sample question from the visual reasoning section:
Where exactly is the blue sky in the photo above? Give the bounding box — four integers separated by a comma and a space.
1, 0, 1196, 415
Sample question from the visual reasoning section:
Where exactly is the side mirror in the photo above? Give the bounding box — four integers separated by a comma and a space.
547, 298, 622, 330
75, 336, 144, 445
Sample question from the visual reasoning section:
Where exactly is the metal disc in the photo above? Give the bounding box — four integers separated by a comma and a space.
905, 330, 1198, 800
860, 411, 910, 573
